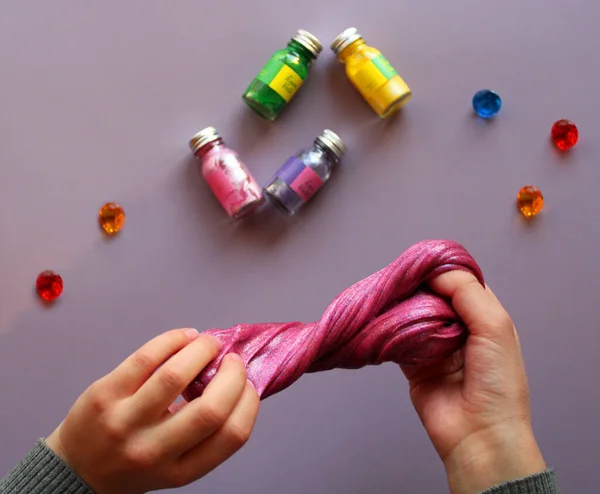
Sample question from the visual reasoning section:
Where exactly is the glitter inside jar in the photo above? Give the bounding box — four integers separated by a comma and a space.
331, 28, 412, 118
264, 129, 346, 215
243, 30, 322, 121
189, 127, 265, 218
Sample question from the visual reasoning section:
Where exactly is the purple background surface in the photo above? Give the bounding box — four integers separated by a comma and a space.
1, 1, 599, 492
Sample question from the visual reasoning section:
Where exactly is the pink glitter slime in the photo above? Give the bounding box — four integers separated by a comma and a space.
183, 240, 484, 402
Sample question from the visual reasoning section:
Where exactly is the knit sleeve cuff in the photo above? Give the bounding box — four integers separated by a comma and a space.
479, 468, 559, 494
0, 439, 93, 494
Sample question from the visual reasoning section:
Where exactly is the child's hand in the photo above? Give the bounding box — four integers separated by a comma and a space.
45, 328, 259, 494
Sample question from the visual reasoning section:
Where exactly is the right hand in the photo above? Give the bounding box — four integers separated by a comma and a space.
45, 328, 260, 494
402, 271, 546, 494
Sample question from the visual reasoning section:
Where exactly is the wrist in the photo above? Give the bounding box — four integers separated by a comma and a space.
45, 428, 69, 465
443, 423, 546, 494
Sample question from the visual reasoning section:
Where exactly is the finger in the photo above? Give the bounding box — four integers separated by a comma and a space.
168, 401, 188, 415
132, 335, 222, 415
428, 271, 514, 342
155, 353, 248, 454
485, 283, 524, 351
400, 349, 465, 419
107, 328, 200, 396
401, 347, 465, 384
175, 381, 259, 484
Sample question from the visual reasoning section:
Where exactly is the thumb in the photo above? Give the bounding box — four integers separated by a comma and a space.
428, 270, 515, 344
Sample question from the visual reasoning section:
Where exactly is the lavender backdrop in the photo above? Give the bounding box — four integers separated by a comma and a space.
1, 1, 599, 492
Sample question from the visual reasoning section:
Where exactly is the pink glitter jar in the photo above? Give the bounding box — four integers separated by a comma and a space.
189, 127, 264, 218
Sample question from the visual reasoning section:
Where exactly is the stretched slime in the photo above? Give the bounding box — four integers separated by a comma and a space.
183, 240, 484, 402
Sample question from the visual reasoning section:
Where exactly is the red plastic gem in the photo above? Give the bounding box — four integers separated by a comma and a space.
551, 119, 578, 151
36, 270, 63, 301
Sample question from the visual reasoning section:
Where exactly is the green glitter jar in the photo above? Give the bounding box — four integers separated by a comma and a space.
243, 30, 322, 121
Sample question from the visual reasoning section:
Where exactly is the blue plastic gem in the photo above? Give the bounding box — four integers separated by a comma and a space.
472, 90, 502, 118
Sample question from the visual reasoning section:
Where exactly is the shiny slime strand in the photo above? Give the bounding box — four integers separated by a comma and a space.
183, 240, 483, 402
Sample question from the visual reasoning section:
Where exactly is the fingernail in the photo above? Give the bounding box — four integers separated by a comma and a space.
209, 335, 223, 350
228, 352, 243, 362
185, 328, 199, 341
246, 378, 255, 390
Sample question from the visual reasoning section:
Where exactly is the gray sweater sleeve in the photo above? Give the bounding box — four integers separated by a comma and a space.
0, 439, 93, 494
1, 441, 558, 494
479, 469, 559, 493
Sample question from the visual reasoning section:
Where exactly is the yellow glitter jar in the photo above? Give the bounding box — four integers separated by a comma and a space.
331, 28, 412, 118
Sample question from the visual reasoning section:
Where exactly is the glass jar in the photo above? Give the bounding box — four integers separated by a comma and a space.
264, 130, 346, 215
189, 127, 264, 218
331, 28, 412, 118
243, 30, 322, 121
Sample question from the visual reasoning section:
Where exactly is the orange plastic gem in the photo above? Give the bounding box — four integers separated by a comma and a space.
99, 202, 126, 235
517, 186, 544, 218
36, 270, 63, 301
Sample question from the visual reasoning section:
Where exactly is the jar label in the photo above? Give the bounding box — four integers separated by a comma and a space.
352, 54, 398, 92
276, 157, 324, 202
257, 59, 304, 102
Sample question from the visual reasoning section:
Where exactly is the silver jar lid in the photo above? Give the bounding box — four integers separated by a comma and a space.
330, 27, 363, 56
292, 30, 323, 57
189, 127, 221, 154
316, 129, 346, 160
